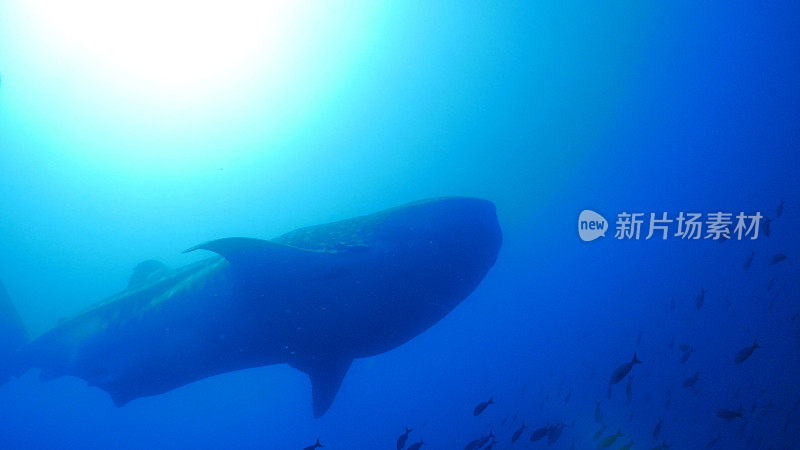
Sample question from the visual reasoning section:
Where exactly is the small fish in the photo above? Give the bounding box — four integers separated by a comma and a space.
530, 425, 551, 442
696, 288, 708, 310
767, 277, 776, 291
734, 339, 761, 364
743, 251, 755, 270
598, 429, 623, 449
476, 431, 494, 448
593, 425, 607, 442
619, 439, 634, 450
764, 217, 772, 237
464, 437, 482, 450
716, 405, 744, 421
759, 400, 775, 417
397, 427, 412, 450
653, 418, 662, 440
777, 199, 785, 218
303, 439, 324, 450
484, 439, 496, 450
547, 423, 564, 445
473, 397, 494, 416
564, 387, 573, 404
511, 422, 526, 442
678, 343, 691, 353
625, 376, 634, 405
664, 389, 671, 409
680, 347, 693, 363
769, 253, 787, 265
682, 370, 700, 388
706, 433, 722, 448
594, 401, 604, 425
610, 353, 643, 385
652, 440, 671, 449
407, 440, 424, 450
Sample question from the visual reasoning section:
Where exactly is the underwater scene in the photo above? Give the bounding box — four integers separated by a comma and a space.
1, 1, 799, 449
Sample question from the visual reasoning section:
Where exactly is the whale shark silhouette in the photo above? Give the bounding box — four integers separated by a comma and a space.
0, 197, 502, 417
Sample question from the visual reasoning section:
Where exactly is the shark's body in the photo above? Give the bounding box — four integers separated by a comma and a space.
2, 197, 502, 416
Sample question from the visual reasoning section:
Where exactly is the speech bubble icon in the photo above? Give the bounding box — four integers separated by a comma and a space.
578, 209, 608, 242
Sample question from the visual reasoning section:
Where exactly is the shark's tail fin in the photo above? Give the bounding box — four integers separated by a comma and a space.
0, 278, 28, 386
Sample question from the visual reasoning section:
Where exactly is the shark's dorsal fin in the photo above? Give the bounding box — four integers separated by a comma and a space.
128, 260, 169, 288
291, 356, 353, 418
185, 237, 336, 281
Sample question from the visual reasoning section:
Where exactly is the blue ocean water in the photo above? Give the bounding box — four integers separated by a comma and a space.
1, 1, 799, 449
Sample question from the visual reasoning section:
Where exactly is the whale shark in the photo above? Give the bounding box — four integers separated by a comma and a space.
0, 197, 502, 417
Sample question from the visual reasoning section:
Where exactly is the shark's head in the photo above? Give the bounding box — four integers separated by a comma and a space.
377, 196, 503, 294
414, 196, 502, 266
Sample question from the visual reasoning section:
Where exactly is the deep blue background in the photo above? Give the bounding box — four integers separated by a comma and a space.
1, 1, 799, 448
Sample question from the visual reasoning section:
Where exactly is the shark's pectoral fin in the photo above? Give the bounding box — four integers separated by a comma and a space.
291, 356, 353, 418
308, 357, 352, 418
108, 390, 132, 408
184, 237, 335, 282
98, 382, 134, 407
